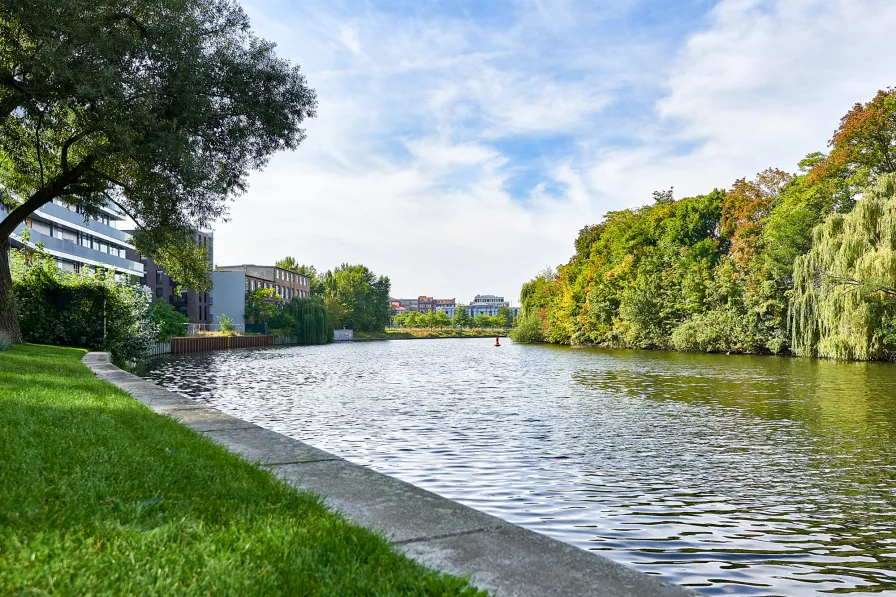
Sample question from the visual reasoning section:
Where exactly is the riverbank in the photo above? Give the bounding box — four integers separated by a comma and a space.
355, 328, 509, 340
91, 347, 697, 597
0, 344, 484, 595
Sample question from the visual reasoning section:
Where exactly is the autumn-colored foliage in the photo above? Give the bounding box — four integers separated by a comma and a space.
810, 88, 896, 186
514, 87, 896, 361
721, 168, 792, 265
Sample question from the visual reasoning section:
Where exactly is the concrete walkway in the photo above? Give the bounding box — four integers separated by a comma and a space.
83, 352, 699, 597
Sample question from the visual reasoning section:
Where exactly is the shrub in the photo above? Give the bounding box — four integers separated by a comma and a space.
147, 298, 189, 341
12, 249, 154, 366
216, 313, 235, 333
510, 312, 544, 343
670, 309, 760, 353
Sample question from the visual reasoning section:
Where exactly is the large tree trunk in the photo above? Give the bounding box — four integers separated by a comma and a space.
0, 237, 22, 344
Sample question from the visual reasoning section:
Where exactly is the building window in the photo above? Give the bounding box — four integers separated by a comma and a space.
155, 287, 163, 298
156, 270, 163, 284
31, 220, 52, 236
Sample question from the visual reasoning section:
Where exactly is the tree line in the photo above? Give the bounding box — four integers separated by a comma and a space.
394, 305, 513, 329
513, 88, 896, 361
245, 260, 392, 334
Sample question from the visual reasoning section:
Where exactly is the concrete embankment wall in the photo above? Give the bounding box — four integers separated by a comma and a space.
83, 351, 699, 597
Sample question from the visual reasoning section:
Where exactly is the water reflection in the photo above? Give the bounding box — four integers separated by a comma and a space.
141, 341, 896, 595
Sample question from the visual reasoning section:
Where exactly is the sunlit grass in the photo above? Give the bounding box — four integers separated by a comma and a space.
0, 344, 485, 596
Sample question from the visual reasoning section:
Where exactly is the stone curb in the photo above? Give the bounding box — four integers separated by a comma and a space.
82, 352, 699, 597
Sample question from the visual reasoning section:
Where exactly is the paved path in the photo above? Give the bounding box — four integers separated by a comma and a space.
83, 352, 699, 597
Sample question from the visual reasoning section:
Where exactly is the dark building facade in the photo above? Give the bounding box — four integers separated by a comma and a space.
128, 230, 214, 324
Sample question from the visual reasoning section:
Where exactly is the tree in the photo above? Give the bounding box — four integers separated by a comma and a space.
432, 311, 451, 329
245, 287, 280, 326
402, 310, 421, 327
510, 312, 543, 343
811, 88, 896, 193
791, 173, 896, 360
721, 168, 792, 265
0, 0, 317, 342
283, 296, 331, 344
652, 187, 674, 205
497, 305, 514, 327
147, 299, 189, 341
452, 305, 470, 328
316, 264, 391, 332
275, 257, 300, 271
472, 313, 492, 328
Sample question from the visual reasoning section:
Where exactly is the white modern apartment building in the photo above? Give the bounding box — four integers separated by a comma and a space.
437, 294, 520, 319
3, 199, 144, 278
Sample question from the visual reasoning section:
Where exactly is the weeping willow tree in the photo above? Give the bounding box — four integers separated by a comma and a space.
284, 297, 332, 345
791, 174, 896, 360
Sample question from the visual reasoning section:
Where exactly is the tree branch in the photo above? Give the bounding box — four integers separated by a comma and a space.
61, 129, 93, 173
91, 169, 134, 193
34, 110, 45, 187
828, 275, 896, 297
106, 12, 148, 37
0, 155, 96, 239
101, 191, 144, 231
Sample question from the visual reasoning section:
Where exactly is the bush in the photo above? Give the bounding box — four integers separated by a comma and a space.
510, 312, 544, 343
12, 249, 154, 366
147, 298, 189, 341
670, 309, 760, 353
216, 313, 235, 333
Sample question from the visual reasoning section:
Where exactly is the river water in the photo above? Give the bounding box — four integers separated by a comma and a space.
140, 339, 896, 595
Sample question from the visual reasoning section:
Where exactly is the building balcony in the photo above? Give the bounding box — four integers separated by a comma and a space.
12, 226, 144, 277
36, 202, 133, 247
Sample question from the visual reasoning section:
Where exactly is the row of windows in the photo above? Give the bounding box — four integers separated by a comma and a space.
29, 218, 127, 258
246, 278, 309, 299
275, 269, 308, 286
52, 199, 113, 226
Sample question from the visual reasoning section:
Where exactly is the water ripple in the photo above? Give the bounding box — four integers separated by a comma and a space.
140, 340, 896, 596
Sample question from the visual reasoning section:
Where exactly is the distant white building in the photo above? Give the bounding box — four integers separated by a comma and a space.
437, 294, 520, 319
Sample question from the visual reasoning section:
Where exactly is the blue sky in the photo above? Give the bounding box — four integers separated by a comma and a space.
214, 0, 896, 303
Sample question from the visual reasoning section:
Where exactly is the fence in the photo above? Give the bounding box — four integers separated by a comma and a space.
147, 341, 172, 357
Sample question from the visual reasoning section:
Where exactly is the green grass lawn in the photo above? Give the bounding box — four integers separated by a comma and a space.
0, 344, 485, 596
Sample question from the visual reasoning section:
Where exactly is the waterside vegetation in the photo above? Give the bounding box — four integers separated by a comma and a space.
356, 327, 510, 340
0, 344, 485, 596
514, 88, 896, 361
270, 261, 392, 334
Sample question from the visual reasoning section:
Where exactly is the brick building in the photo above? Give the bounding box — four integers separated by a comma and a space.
394, 296, 455, 313
215, 264, 311, 302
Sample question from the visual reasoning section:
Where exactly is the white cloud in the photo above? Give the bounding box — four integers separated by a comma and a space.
590, 0, 896, 210
215, 0, 896, 303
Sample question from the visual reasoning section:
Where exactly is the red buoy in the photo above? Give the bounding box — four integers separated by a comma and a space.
494, 337, 501, 347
